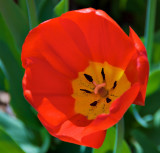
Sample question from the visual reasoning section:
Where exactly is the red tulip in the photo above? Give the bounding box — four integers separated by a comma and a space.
21, 8, 149, 148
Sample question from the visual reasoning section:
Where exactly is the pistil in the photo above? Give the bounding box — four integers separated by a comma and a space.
94, 83, 108, 97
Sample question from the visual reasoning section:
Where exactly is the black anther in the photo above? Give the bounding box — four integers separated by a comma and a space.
90, 101, 98, 106
106, 98, 111, 103
101, 68, 105, 80
84, 74, 93, 82
80, 89, 92, 93
112, 81, 117, 89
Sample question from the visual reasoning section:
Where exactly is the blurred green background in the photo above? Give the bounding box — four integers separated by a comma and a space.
0, 0, 160, 153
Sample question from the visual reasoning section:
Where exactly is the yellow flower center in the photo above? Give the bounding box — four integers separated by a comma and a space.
72, 62, 131, 120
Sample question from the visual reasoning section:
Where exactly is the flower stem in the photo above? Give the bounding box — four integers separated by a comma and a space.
113, 118, 124, 153
144, 0, 157, 65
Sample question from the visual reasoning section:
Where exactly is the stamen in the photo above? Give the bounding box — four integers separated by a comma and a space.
80, 89, 92, 93
90, 101, 98, 106
84, 74, 93, 82
101, 68, 105, 80
112, 81, 117, 89
106, 98, 111, 103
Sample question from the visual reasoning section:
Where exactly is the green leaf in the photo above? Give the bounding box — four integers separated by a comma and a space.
38, 0, 68, 21
140, 89, 160, 116
0, 40, 40, 128
38, 0, 59, 22
0, 64, 5, 90
119, 0, 128, 10
0, 0, 29, 50
94, 127, 131, 153
142, 127, 160, 147
153, 109, 160, 128
0, 111, 34, 148
74, 0, 93, 7
26, 0, 39, 29
146, 68, 160, 96
54, 0, 69, 17
0, 111, 50, 153
19, 0, 28, 16
154, 30, 160, 42
54, 141, 80, 153
122, 142, 131, 153
151, 30, 160, 64
152, 43, 160, 64
39, 128, 51, 153
131, 139, 143, 153
0, 127, 25, 153
0, 60, 10, 91
131, 105, 149, 128
0, 14, 20, 64
131, 130, 159, 153
144, 0, 157, 65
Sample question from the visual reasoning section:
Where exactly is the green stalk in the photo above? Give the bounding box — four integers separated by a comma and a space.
144, 0, 157, 65
113, 118, 124, 153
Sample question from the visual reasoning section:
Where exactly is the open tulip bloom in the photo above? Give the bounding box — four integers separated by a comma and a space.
21, 8, 149, 148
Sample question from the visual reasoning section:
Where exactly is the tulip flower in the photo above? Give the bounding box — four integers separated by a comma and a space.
21, 8, 149, 148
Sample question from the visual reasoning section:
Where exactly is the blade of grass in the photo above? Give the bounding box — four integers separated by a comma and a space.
131, 138, 143, 153
132, 105, 149, 128
0, 40, 41, 129
19, 0, 28, 16
0, 127, 25, 153
144, 0, 157, 65
0, 14, 21, 65
0, 111, 49, 153
54, 0, 69, 17
26, 0, 39, 29
0, 0, 29, 51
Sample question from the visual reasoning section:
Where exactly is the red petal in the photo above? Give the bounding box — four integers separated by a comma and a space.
22, 58, 75, 111
133, 56, 149, 105
125, 27, 149, 105
129, 27, 147, 54
38, 113, 106, 148
81, 130, 106, 148
61, 8, 136, 70
21, 26, 76, 79
22, 18, 90, 79
37, 98, 68, 127
35, 95, 76, 132
23, 58, 73, 95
